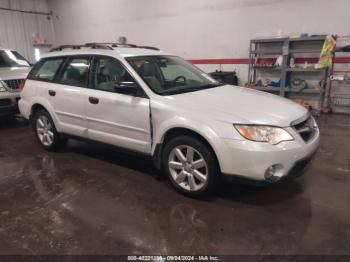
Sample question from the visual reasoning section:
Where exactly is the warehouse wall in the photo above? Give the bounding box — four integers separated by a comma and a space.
0, 0, 54, 62
48, 0, 350, 82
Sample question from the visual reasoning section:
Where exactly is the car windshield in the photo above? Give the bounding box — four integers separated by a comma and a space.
126, 55, 223, 95
0, 50, 31, 68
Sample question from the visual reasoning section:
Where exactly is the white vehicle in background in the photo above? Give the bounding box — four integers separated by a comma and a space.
19, 43, 319, 197
0, 48, 31, 118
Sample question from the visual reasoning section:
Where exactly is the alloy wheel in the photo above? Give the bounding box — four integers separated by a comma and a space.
168, 145, 208, 191
36, 115, 54, 146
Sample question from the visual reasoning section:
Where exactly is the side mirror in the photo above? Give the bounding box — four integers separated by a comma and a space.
114, 81, 139, 95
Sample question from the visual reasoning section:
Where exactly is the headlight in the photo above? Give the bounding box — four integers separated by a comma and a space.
234, 125, 294, 145
0, 81, 7, 92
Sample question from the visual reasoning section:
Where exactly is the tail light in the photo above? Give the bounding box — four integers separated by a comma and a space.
19, 79, 26, 91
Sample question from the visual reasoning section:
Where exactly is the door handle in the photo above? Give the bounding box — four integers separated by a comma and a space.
89, 96, 99, 104
48, 90, 56, 96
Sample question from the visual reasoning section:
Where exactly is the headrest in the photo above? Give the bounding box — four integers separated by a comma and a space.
101, 66, 110, 76
140, 62, 156, 77
66, 67, 80, 79
101, 62, 120, 76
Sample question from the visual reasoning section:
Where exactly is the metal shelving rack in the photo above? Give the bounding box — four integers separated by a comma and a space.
247, 36, 329, 110
327, 36, 350, 113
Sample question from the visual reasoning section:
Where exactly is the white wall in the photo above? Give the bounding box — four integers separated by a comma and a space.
48, 0, 350, 84
49, 0, 350, 57
0, 0, 54, 62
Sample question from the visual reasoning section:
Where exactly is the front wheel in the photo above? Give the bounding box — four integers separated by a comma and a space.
33, 110, 67, 151
162, 136, 219, 197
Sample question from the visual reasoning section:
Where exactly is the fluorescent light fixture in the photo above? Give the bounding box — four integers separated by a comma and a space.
34, 48, 41, 62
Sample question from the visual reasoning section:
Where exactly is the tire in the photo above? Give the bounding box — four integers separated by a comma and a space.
33, 110, 67, 151
162, 135, 219, 197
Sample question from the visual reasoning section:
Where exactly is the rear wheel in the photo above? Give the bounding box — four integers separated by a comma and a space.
33, 110, 67, 151
162, 136, 219, 197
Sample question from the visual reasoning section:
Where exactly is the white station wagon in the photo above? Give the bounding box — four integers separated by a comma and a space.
19, 43, 319, 197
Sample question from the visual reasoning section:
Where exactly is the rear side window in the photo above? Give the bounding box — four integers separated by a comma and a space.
32, 58, 64, 81
59, 57, 90, 87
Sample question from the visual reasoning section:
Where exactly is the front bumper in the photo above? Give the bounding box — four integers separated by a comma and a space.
222, 152, 316, 186
218, 126, 319, 184
0, 92, 20, 116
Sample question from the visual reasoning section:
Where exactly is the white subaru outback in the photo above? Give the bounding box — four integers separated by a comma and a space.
19, 43, 319, 197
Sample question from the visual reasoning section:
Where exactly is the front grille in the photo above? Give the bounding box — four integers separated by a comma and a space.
292, 116, 317, 143
0, 99, 12, 107
3, 79, 24, 90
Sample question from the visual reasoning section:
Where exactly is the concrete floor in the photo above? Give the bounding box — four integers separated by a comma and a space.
0, 114, 349, 256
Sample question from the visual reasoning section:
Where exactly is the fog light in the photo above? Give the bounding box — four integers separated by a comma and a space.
264, 165, 281, 183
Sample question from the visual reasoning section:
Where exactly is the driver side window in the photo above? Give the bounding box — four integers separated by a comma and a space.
93, 56, 135, 92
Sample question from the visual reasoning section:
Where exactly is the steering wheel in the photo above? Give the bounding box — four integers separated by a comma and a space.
173, 76, 187, 84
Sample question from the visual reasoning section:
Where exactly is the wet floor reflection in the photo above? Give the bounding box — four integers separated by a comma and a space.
0, 115, 350, 255
0, 153, 312, 255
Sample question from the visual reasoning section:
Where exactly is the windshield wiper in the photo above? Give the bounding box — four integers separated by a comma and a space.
197, 83, 225, 89
160, 83, 224, 96
160, 88, 201, 95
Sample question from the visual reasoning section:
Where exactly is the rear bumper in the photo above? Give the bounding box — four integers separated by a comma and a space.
0, 104, 19, 116
0, 92, 20, 116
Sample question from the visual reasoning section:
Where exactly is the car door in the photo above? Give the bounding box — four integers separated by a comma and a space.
86, 55, 152, 154
29, 57, 66, 119
53, 56, 91, 137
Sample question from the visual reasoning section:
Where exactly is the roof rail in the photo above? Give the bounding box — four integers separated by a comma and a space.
138, 46, 160, 51
84, 43, 114, 50
50, 42, 160, 52
84, 42, 136, 48
50, 45, 82, 52
50, 43, 113, 52
85, 42, 160, 51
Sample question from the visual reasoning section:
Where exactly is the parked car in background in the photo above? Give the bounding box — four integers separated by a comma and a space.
0, 48, 31, 118
19, 43, 319, 197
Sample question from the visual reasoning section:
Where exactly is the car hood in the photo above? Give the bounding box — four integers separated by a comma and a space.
163, 85, 307, 127
0, 67, 31, 80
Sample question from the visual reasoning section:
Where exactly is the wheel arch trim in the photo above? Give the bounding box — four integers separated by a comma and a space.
29, 98, 60, 131
152, 122, 225, 171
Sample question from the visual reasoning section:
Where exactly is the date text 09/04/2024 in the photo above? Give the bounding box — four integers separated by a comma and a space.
127, 255, 220, 261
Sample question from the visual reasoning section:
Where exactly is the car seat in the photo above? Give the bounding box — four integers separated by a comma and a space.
98, 61, 122, 92
139, 62, 162, 93
64, 67, 82, 86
